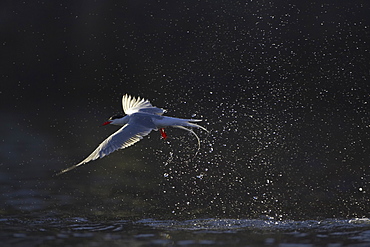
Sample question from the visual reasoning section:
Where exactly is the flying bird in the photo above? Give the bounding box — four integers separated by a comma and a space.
57, 94, 207, 175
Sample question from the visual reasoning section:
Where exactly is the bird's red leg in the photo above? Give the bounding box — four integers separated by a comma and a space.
159, 128, 167, 140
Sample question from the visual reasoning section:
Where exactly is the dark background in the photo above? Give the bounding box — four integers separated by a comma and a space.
1, 0, 369, 220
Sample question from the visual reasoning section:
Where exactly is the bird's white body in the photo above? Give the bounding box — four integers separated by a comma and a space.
57, 94, 207, 175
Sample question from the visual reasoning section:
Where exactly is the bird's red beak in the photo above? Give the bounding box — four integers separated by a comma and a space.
102, 121, 112, 126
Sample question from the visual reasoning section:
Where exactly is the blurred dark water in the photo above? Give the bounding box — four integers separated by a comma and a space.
1, 0, 370, 246
1, 216, 370, 246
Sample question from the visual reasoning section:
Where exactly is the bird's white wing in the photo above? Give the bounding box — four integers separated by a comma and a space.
122, 94, 166, 115
56, 123, 153, 175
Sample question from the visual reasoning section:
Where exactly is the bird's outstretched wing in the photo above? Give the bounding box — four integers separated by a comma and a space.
122, 94, 166, 115
56, 123, 153, 175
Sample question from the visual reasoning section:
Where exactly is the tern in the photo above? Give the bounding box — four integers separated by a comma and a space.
57, 94, 207, 175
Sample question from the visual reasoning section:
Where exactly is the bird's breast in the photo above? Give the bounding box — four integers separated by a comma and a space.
129, 113, 157, 129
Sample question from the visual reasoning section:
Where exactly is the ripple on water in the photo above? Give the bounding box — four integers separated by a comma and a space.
136, 218, 370, 232
1, 217, 370, 246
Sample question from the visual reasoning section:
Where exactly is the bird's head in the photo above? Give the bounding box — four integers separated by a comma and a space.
102, 114, 128, 126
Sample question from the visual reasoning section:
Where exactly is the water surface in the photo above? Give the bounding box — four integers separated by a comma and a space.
2, 215, 370, 246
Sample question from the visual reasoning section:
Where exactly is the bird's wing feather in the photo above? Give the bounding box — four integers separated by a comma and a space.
122, 94, 166, 115
56, 124, 153, 175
